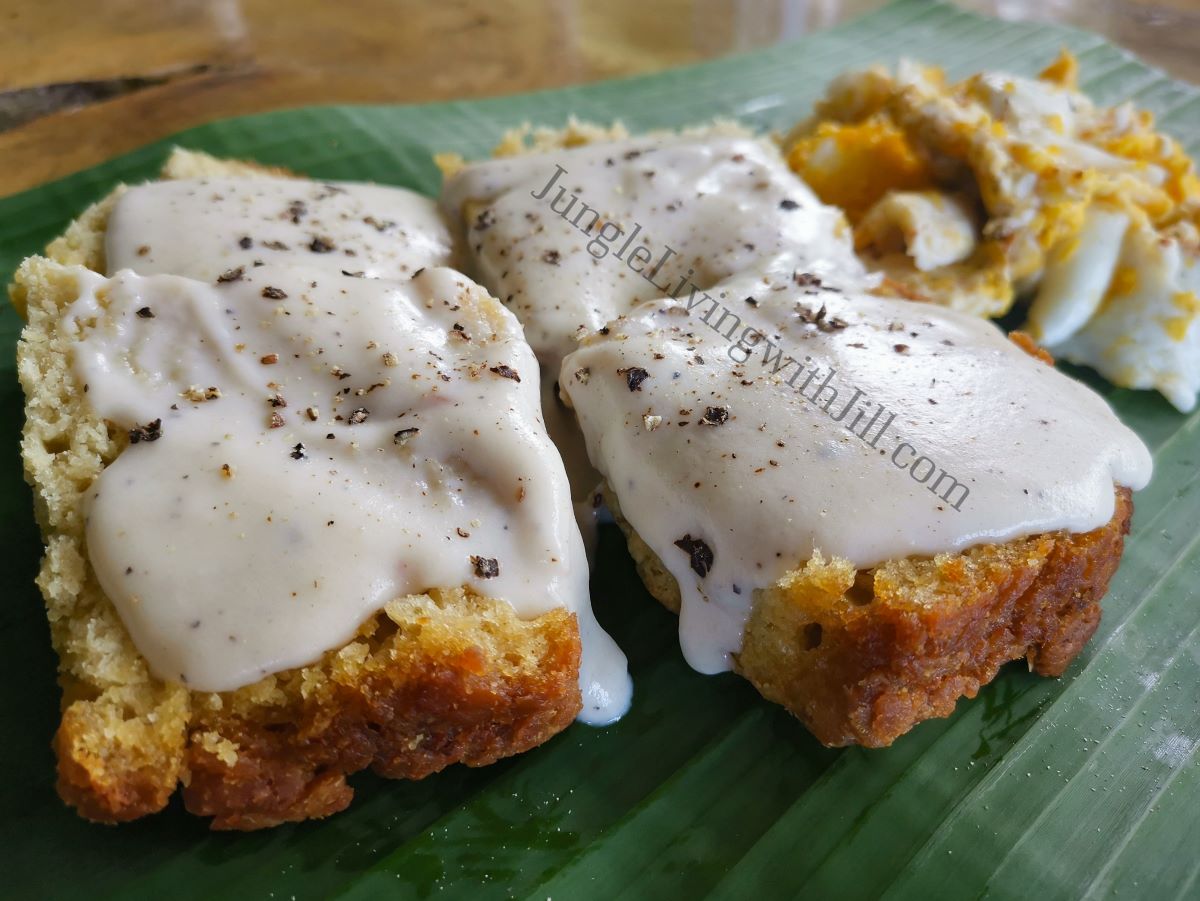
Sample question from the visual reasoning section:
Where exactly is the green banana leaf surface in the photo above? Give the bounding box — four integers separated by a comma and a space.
1, 0, 1198, 897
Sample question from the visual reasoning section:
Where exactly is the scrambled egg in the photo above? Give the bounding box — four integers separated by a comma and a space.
786, 51, 1200, 411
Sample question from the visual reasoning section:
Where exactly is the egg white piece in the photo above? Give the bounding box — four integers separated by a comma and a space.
1027, 206, 1130, 346
857, 190, 979, 272
1048, 222, 1200, 412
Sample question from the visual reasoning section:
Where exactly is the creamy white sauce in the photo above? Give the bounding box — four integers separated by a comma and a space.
107, 177, 454, 281
560, 278, 1152, 674
67, 265, 629, 722
443, 134, 874, 496
71, 177, 632, 725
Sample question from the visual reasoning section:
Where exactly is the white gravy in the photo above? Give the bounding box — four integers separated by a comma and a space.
443, 135, 874, 496
560, 278, 1152, 674
69, 176, 632, 724
107, 176, 454, 281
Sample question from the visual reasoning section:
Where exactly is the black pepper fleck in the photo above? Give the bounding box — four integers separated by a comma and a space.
128, 419, 162, 444
619, 367, 650, 392
393, 427, 420, 446
471, 555, 500, 579
489, 364, 521, 382
673, 534, 714, 577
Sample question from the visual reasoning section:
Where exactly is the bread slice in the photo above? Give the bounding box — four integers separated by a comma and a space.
607, 477, 1131, 749
12, 150, 582, 830
587, 324, 1133, 748
443, 123, 1139, 747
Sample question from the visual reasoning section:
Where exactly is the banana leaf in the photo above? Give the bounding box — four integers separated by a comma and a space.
0, 1, 1197, 897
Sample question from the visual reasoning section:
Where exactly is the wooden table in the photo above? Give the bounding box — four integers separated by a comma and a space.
0, 0, 1196, 197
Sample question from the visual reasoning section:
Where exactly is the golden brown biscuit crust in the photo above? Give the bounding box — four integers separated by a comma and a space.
53, 594, 581, 830
181, 599, 580, 831
610, 487, 1131, 748
16, 150, 583, 829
